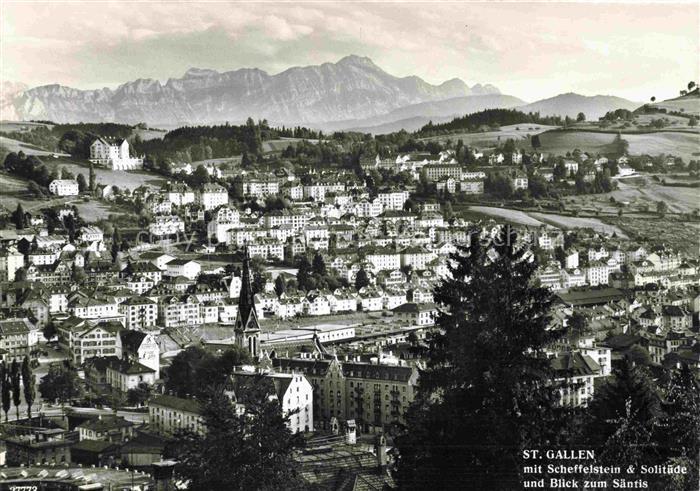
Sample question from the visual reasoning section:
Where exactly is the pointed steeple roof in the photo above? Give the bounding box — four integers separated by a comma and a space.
235, 246, 260, 334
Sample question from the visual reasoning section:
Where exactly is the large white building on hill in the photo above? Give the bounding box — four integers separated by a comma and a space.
90, 137, 144, 170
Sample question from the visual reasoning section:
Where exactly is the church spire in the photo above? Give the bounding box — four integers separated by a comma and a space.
238, 246, 255, 318
235, 245, 260, 358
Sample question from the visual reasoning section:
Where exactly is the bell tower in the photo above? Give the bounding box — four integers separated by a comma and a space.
234, 246, 260, 359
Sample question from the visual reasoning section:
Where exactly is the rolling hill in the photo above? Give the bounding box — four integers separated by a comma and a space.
517, 93, 640, 120
643, 89, 700, 116
319, 94, 526, 134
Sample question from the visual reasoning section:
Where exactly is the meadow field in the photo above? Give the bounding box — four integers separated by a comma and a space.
132, 127, 168, 141
563, 174, 700, 215
0, 135, 68, 157
49, 158, 167, 191
538, 130, 700, 161
648, 95, 700, 117
262, 137, 319, 154
0, 121, 54, 133
419, 124, 558, 149
465, 205, 627, 236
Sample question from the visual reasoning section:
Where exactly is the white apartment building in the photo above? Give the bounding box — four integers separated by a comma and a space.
366, 248, 401, 271
106, 361, 157, 393
303, 183, 345, 201
377, 191, 409, 211
90, 138, 144, 170
243, 179, 280, 198
263, 210, 309, 230
392, 302, 437, 326
459, 179, 484, 195
565, 250, 579, 269
58, 321, 121, 365
164, 259, 201, 280
288, 185, 304, 201
49, 180, 79, 196
198, 183, 229, 210
207, 206, 241, 243
400, 247, 436, 270
120, 297, 158, 330
150, 395, 204, 436
68, 297, 120, 320
27, 249, 60, 266
422, 164, 462, 181
586, 262, 610, 286
552, 351, 603, 408
161, 296, 203, 327
512, 172, 529, 190
248, 240, 284, 261
354, 199, 384, 218
79, 226, 104, 243
149, 215, 185, 237
561, 268, 587, 289
0, 247, 25, 282
165, 183, 196, 206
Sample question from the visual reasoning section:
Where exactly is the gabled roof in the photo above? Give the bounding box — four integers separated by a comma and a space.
108, 359, 155, 375
121, 296, 156, 306
71, 439, 118, 453
150, 394, 202, 414
392, 302, 436, 314
77, 415, 133, 432
0, 318, 32, 335
119, 330, 148, 352
551, 352, 600, 377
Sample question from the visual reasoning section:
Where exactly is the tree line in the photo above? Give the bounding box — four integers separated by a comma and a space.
0, 357, 36, 422
418, 109, 565, 135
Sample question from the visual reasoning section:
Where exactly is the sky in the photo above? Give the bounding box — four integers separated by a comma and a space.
1, 1, 699, 102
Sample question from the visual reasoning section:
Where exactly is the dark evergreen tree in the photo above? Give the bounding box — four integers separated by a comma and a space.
1, 364, 11, 422
656, 364, 700, 489
394, 226, 573, 490
64, 214, 76, 242
354, 267, 370, 291
191, 165, 210, 187
88, 161, 96, 193
312, 252, 327, 276
76, 173, 87, 192
165, 346, 251, 400
10, 359, 21, 421
584, 357, 662, 483
295, 256, 313, 291
21, 357, 35, 419
588, 358, 661, 436
167, 381, 305, 490
251, 270, 265, 296
13, 203, 26, 230
38, 362, 83, 405
274, 275, 286, 297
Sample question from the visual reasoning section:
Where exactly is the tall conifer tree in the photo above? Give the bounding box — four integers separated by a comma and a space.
395, 226, 573, 489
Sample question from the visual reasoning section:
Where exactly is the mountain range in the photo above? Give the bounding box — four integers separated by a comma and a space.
3, 56, 640, 133
7, 55, 498, 126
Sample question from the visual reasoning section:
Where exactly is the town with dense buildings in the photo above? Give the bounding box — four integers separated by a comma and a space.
0, 118, 698, 487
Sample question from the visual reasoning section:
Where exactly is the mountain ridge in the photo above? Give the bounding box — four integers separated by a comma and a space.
9, 55, 501, 126
316, 93, 527, 134
517, 93, 640, 120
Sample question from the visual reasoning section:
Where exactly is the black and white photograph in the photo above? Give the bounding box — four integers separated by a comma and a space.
0, 0, 698, 489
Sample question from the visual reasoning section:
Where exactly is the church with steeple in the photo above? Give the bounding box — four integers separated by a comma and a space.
234, 246, 260, 359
